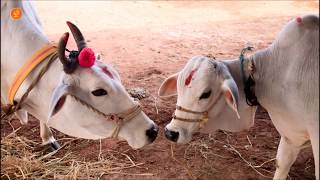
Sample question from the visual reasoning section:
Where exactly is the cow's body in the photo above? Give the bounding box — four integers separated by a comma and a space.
248, 15, 319, 179
159, 14, 319, 179
224, 16, 319, 177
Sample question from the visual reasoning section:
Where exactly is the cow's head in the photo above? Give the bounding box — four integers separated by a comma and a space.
48, 22, 158, 149
158, 56, 247, 144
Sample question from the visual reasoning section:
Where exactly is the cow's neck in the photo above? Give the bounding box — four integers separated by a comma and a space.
223, 47, 273, 106
14, 29, 62, 122
1, 2, 63, 121
248, 48, 274, 106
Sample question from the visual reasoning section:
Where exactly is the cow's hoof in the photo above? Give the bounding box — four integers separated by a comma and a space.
44, 141, 61, 152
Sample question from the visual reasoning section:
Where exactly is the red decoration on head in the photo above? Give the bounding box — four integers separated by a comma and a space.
296, 17, 302, 23
102, 67, 114, 79
78, 47, 95, 67
185, 69, 197, 86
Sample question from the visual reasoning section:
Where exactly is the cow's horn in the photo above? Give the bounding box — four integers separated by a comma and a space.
58, 32, 77, 74
66, 21, 87, 51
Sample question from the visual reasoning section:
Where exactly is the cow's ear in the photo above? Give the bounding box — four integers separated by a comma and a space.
221, 78, 240, 119
48, 82, 71, 120
158, 72, 179, 98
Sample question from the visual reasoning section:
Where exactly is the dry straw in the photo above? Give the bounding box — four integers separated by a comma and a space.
1, 123, 149, 179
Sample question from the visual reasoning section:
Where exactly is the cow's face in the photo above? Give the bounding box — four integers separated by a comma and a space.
158, 56, 240, 144
48, 22, 158, 149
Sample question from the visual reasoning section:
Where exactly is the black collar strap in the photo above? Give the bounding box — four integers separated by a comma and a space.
239, 47, 259, 106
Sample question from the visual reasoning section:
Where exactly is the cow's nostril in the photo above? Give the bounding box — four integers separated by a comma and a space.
164, 128, 179, 142
146, 124, 158, 143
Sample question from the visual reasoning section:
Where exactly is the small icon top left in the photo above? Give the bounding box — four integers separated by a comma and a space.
11, 7, 22, 20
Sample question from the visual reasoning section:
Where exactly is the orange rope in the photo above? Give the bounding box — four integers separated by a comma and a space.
8, 44, 57, 104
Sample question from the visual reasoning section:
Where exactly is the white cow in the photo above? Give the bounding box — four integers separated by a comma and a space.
159, 14, 319, 179
1, 0, 158, 150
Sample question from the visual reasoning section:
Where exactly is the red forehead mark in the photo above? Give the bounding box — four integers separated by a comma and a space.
296, 17, 302, 23
101, 67, 114, 79
185, 69, 197, 86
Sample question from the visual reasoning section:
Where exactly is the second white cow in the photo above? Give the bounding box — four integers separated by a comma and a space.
159, 14, 319, 179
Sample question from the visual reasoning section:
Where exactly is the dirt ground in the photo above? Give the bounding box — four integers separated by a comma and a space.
2, 1, 319, 179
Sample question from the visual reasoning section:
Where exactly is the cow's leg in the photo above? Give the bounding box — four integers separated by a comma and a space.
310, 130, 319, 180
40, 122, 60, 151
273, 136, 301, 180
15, 109, 28, 125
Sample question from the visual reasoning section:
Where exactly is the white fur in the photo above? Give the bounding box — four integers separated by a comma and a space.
159, 14, 319, 179
1, 1, 156, 149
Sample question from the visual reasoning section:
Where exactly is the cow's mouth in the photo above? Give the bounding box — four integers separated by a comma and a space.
52, 95, 67, 116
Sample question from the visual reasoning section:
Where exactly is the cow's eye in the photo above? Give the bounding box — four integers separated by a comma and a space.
199, 90, 211, 100
91, 89, 108, 96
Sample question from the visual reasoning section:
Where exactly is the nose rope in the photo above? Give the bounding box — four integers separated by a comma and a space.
69, 94, 142, 138
173, 92, 223, 128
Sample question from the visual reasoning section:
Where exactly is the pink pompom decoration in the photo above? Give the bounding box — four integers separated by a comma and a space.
78, 47, 95, 67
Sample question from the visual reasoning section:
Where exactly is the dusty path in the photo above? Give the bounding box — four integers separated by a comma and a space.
2, 1, 319, 179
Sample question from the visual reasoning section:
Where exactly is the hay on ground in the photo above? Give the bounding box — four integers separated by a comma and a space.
1, 128, 142, 180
